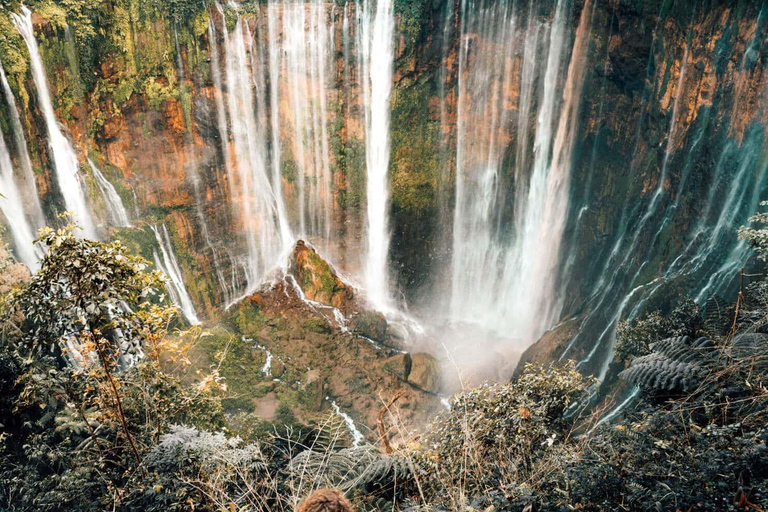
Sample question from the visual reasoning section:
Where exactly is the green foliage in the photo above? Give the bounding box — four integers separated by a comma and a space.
614, 297, 703, 363
196, 327, 272, 414
144, 76, 178, 111
394, 0, 438, 56
739, 200, 768, 261
0, 221, 225, 511
232, 299, 267, 338
415, 362, 591, 502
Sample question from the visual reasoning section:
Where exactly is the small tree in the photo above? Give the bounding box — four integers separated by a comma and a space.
12, 221, 173, 469
738, 201, 768, 261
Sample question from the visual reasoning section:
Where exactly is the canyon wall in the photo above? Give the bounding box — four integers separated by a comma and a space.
0, 0, 766, 383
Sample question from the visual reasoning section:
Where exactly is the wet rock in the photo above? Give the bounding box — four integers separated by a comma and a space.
349, 310, 388, 341
514, 318, 581, 379
288, 240, 355, 312
408, 353, 441, 393
382, 352, 412, 381
270, 358, 285, 378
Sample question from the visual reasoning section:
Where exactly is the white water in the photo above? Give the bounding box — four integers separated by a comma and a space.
360, 0, 395, 310
12, 6, 96, 239
152, 224, 200, 325
0, 122, 42, 270
210, 1, 381, 304
450, 0, 592, 346
328, 398, 365, 447
261, 350, 273, 376
87, 158, 131, 228
218, 11, 292, 292
556, 16, 767, 384
0, 59, 44, 229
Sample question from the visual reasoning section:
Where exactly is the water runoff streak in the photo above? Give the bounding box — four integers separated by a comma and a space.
152, 225, 200, 325
13, 6, 96, 239
557, 8, 768, 387
87, 158, 131, 228
0, 114, 42, 270
214, 7, 291, 296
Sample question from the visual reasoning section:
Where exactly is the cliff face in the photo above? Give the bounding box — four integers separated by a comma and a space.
0, 0, 766, 381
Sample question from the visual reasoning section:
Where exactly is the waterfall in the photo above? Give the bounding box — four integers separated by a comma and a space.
360, 0, 395, 310
449, 0, 592, 346
210, 1, 344, 301
217, 11, 291, 291
0, 121, 42, 270
87, 158, 131, 228
276, 0, 334, 240
12, 6, 96, 239
152, 225, 200, 325
556, 7, 768, 384
0, 59, 44, 229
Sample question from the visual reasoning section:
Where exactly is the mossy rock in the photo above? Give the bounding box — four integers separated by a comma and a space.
303, 317, 332, 334
270, 358, 286, 378
408, 353, 441, 393
288, 240, 355, 312
299, 370, 326, 411
349, 310, 388, 342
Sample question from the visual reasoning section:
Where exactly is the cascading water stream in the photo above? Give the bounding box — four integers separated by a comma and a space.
87, 158, 131, 228
12, 6, 96, 239
449, 0, 592, 347
360, 0, 395, 310
218, 10, 291, 293
0, 122, 42, 270
152, 224, 200, 325
0, 59, 44, 229
555, 9, 768, 387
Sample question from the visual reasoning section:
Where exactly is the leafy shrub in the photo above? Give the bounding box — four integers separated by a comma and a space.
413, 362, 591, 507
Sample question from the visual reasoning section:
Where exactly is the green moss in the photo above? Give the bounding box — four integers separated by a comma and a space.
143, 76, 177, 110
197, 328, 270, 414
302, 318, 332, 334
233, 301, 268, 338
302, 250, 338, 297
329, 99, 365, 210
113, 77, 136, 105
390, 80, 439, 215
281, 158, 298, 183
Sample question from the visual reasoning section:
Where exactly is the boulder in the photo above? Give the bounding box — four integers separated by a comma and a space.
408, 353, 441, 393
349, 310, 388, 341
381, 352, 412, 381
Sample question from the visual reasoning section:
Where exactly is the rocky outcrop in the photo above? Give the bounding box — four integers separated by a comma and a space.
225, 269, 442, 436
288, 240, 356, 314
514, 318, 581, 379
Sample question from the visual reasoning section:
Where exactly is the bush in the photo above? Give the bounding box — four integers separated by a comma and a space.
413, 362, 591, 507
